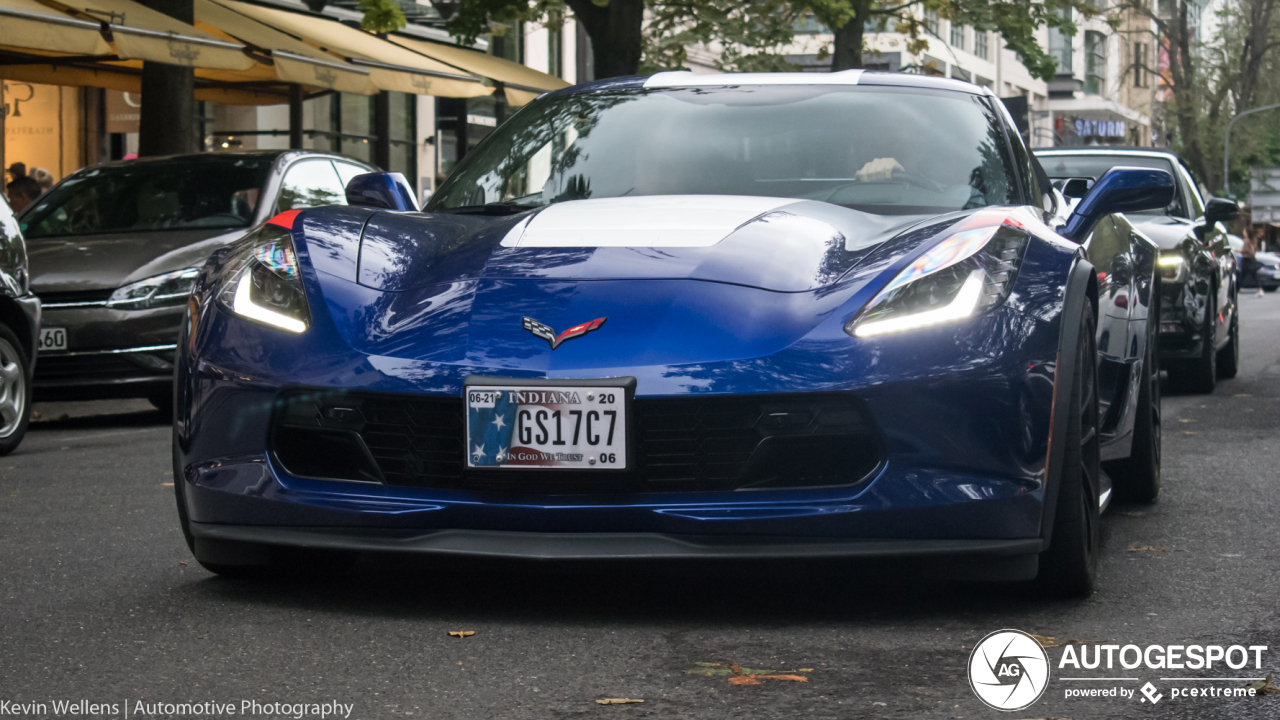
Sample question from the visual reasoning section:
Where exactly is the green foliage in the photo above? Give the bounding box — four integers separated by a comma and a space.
804, 0, 1097, 82
359, 0, 407, 33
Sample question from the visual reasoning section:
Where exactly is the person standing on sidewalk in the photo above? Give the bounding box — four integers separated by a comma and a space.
1241, 226, 1265, 297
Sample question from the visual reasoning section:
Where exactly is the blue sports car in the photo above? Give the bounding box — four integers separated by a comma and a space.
173, 71, 1175, 596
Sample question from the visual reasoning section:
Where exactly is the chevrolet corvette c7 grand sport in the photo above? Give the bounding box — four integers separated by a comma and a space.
173, 71, 1175, 596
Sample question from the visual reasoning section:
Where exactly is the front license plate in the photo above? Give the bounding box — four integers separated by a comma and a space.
38, 326, 67, 352
465, 385, 627, 470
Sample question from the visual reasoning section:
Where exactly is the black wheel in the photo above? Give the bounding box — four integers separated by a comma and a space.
1175, 296, 1217, 393
1038, 310, 1101, 597
1216, 306, 1239, 379
1103, 326, 1160, 502
0, 325, 32, 456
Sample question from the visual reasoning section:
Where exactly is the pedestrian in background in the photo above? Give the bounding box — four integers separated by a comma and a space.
1241, 226, 1265, 297
5, 176, 42, 213
5, 162, 26, 183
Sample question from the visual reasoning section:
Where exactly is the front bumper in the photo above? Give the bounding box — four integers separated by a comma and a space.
34, 303, 182, 398
1157, 280, 1209, 359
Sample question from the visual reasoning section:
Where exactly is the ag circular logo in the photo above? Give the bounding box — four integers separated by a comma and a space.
968, 629, 1050, 711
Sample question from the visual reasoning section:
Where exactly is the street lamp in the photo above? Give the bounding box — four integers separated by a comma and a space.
1223, 102, 1280, 194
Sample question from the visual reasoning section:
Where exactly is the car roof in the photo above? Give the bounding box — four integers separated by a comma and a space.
1035, 147, 1180, 159
554, 70, 992, 98
80, 150, 370, 172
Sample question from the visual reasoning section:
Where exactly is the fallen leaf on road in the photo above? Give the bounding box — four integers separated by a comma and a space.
1029, 634, 1102, 649
1127, 544, 1169, 552
179, 561, 187, 566
162, 483, 174, 487
447, 631, 474, 638
1234, 393, 1252, 397
596, 698, 643, 705
1245, 673, 1280, 696
685, 662, 813, 684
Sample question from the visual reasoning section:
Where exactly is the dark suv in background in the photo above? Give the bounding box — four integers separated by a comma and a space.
1035, 147, 1240, 393
19, 151, 374, 413
0, 194, 40, 454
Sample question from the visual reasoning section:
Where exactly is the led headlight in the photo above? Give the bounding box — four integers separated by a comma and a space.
215, 224, 310, 333
847, 214, 1029, 338
1157, 252, 1187, 283
108, 267, 201, 309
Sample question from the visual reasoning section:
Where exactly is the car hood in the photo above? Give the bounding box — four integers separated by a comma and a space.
352, 195, 934, 294
298, 197, 978, 369
1127, 214, 1196, 249
28, 227, 246, 294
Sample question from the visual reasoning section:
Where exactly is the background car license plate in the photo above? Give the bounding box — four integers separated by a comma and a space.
466, 385, 626, 470
38, 327, 67, 352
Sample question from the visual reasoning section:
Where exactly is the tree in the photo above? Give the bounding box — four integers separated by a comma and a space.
806, 0, 1095, 81
1112, 0, 1280, 191
450, 0, 1096, 82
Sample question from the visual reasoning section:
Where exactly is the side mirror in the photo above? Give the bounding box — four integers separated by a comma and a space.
1058, 177, 1093, 199
1059, 167, 1176, 242
345, 172, 419, 212
1204, 197, 1239, 227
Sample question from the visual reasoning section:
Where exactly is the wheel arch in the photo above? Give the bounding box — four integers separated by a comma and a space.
1041, 256, 1098, 544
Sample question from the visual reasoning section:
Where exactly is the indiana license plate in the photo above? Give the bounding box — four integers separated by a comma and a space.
465, 384, 627, 470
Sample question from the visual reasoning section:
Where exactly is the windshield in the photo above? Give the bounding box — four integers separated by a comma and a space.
21, 156, 273, 238
1037, 153, 1186, 218
429, 86, 1019, 216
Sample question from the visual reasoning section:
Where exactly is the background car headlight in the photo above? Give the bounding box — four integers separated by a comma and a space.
108, 267, 201, 309
1158, 252, 1187, 283
847, 214, 1029, 338
215, 224, 310, 333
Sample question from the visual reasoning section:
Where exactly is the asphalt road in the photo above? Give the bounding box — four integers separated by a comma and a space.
3, 296, 1280, 720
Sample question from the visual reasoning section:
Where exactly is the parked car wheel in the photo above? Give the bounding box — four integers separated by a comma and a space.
1173, 296, 1217, 393
1037, 310, 1101, 597
1104, 327, 1161, 503
0, 325, 32, 456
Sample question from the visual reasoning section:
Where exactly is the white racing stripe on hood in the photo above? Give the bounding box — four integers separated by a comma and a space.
500, 195, 798, 248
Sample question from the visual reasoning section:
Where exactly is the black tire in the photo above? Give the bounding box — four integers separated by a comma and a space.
1216, 306, 1239, 379
1038, 311, 1101, 598
1103, 327, 1160, 503
0, 325, 32, 456
1175, 296, 1217, 393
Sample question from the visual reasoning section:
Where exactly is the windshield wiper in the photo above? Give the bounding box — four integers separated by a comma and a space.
442, 201, 540, 216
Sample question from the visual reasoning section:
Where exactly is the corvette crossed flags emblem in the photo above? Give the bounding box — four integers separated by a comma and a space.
522, 316, 607, 350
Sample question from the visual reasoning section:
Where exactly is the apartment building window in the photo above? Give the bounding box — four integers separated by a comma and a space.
975, 30, 989, 60
1133, 41, 1148, 87
1046, 9, 1073, 77
1085, 31, 1106, 94
951, 23, 966, 50
925, 11, 938, 35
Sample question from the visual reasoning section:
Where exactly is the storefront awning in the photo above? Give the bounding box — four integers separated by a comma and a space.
389, 34, 568, 106
194, 0, 373, 95
0, 0, 112, 56
212, 0, 490, 98
49, 0, 256, 71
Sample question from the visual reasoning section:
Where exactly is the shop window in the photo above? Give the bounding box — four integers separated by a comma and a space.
1133, 42, 1149, 87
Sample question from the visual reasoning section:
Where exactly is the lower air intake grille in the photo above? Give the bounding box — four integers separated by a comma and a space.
271, 389, 883, 494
